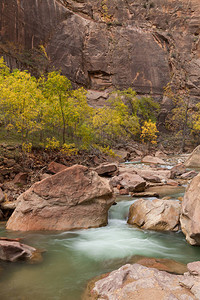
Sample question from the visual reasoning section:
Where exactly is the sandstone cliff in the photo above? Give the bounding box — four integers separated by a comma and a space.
0, 0, 199, 103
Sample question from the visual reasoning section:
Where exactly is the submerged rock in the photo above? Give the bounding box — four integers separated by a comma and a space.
6, 165, 114, 231
84, 263, 197, 300
0, 238, 42, 263
180, 173, 200, 245
128, 198, 181, 231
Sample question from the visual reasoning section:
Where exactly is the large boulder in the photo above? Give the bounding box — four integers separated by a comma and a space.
0, 238, 42, 262
128, 199, 181, 231
184, 145, 200, 168
6, 165, 114, 231
84, 263, 198, 300
180, 173, 200, 245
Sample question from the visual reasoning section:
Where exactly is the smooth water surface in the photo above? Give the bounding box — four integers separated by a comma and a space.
1, 195, 200, 300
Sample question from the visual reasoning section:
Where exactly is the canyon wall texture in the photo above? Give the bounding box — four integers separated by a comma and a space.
0, 0, 199, 102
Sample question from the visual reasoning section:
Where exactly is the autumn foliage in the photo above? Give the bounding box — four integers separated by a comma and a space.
0, 57, 160, 151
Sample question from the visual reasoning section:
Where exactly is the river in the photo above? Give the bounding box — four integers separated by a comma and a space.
1, 190, 200, 299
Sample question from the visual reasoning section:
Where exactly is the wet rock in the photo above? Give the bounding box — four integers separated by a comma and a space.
94, 163, 118, 177
145, 185, 185, 198
47, 161, 67, 174
131, 192, 159, 198
0, 238, 42, 262
180, 173, 200, 245
6, 165, 114, 231
128, 198, 181, 231
86, 263, 195, 300
142, 156, 166, 165
184, 145, 200, 168
110, 173, 146, 192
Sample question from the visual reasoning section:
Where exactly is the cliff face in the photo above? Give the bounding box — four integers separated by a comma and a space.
0, 0, 199, 101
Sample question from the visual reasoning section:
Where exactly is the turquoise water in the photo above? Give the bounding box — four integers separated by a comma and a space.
1, 195, 200, 300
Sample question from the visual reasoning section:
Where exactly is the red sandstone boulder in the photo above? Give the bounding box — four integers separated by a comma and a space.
128, 199, 181, 231
6, 165, 114, 231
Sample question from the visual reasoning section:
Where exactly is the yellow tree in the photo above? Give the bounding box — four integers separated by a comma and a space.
0, 62, 44, 141
40, 71, 94, 146
40, 71, 72, 144
140, 120, 158, 148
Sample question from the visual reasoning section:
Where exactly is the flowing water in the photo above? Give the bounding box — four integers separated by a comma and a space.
1, 186, 200, 299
